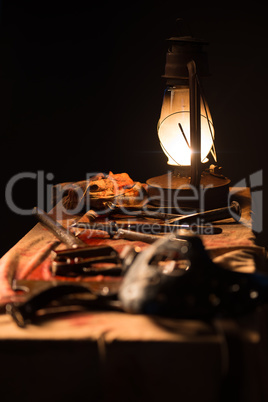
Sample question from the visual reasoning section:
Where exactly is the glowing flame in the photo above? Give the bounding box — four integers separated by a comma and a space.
158, 87, 216, 166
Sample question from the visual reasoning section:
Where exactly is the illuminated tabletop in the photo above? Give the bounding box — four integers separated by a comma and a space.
0, 187, 267, 402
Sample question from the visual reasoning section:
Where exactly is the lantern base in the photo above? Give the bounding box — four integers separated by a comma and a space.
146, 170, 231, 211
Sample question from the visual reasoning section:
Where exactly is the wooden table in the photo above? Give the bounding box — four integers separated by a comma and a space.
0, 187, 267, 402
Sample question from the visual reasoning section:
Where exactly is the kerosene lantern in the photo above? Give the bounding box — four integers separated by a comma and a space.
147, 21, 230, 211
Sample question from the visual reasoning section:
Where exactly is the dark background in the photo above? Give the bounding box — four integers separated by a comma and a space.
1, 1, 268, 256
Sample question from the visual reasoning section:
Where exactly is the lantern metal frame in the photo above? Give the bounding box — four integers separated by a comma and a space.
146, 22, 230, 210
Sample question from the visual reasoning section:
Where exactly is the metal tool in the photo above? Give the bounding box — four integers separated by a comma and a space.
166, 201, 241, 225
104, 202, 182, 220
7, 231, 268, 327
33, 207, 122, 277
6, 279, 122, 328
115, 229, 164, 244
103, 200, 200, 215
33, 208, 192, 277
104, 200, 241, 225
33, 207, 85, 248
114, 228, 192, 244
119, 233, 268, 318
3, 232, 189, 327
72, 221, 222, 235
51, 246, 122, 277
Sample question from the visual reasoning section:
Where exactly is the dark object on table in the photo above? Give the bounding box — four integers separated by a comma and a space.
6, 231, 268, 327
119, 233, 268, 318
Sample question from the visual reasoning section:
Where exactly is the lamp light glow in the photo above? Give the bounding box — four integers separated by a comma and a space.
158, 86, 216, 166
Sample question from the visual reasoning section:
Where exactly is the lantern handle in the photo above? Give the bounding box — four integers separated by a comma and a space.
175, 18, 193, 38
196, 75, 217, 163
187, 60, 201, 187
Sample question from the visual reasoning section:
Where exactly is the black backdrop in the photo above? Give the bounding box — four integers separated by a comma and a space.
1, 1, 268, 255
